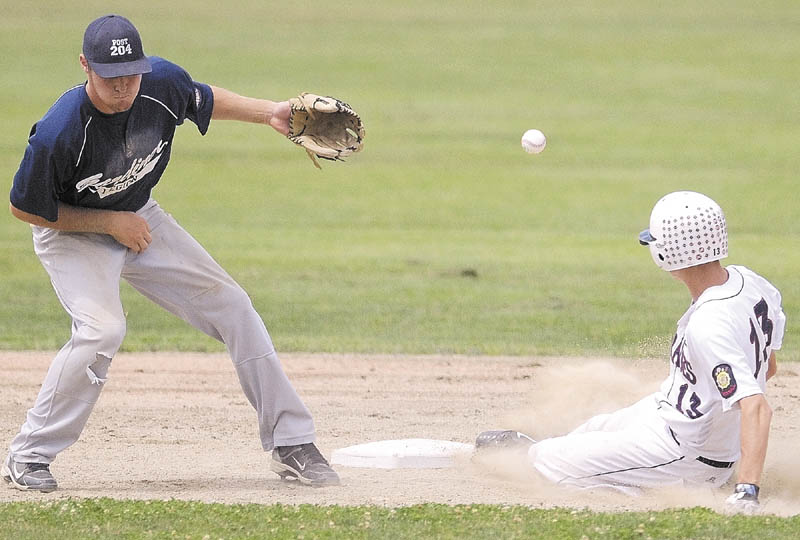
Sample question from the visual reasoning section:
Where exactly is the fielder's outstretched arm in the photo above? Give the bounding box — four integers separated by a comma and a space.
209, 86, 290, 136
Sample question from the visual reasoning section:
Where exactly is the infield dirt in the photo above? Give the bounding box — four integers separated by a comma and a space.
2, 352, 799, 515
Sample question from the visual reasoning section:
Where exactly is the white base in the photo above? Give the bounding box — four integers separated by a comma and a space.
331, 438, 475, 469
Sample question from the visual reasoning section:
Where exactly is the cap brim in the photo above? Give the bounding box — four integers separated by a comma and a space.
638, 229, 655, 246
90, 56, 152, 78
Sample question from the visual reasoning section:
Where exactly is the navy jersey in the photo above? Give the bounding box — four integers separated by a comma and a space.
10, 57, 214, 222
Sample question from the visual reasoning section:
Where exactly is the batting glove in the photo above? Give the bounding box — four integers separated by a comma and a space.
725, 483, 760, 514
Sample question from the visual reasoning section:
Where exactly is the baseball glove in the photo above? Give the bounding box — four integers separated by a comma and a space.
287, 93, 365, 169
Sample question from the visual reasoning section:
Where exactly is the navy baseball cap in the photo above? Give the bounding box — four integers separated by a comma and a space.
83, 15, 151, 78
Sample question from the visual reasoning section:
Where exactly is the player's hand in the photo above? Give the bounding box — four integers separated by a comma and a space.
725, 483, 760, 514
269, 100, 291, 136
108, 211, 152, 253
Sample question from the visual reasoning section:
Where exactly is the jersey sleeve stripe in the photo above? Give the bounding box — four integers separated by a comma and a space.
76, 116, 93, 167
141, 94, 178, 120
55, 84, 84, 105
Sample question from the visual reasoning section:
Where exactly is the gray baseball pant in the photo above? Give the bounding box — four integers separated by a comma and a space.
9, 199, 315, 464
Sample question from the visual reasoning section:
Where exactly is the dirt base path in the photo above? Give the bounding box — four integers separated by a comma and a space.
2, 352, 799, 515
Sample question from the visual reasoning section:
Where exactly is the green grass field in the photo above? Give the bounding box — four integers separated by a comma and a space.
2, 0, 798, 357
2, 499, 800, 540
1, 0, 799, 537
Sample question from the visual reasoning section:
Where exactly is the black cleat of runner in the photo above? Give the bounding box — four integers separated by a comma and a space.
474, 430, 536, 451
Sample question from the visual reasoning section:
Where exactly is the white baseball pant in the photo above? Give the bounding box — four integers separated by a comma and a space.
530, 395, 735, 492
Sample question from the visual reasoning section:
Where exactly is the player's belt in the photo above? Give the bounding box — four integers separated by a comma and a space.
668, 428, 735, 469
696, 456, 735, 469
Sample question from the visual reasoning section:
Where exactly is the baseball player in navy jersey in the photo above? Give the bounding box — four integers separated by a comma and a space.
477, 191, 785, 513
3, 14, 339, 491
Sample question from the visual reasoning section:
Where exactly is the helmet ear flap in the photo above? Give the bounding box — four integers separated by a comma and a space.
639, 229, 669, 270
647, 239, 669, 270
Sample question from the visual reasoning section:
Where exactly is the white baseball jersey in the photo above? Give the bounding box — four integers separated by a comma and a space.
531, 265, 785, 491
656, 265, 785, 462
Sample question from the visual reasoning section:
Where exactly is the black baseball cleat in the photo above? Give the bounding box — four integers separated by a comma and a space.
271, 443, 340, 487
475, 430, 536, 451
2, 455, 58, 493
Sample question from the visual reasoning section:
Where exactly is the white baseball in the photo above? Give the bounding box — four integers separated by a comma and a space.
521, 129, 546, 154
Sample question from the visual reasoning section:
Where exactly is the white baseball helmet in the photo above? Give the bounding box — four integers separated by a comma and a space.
639, 191, 728, 271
